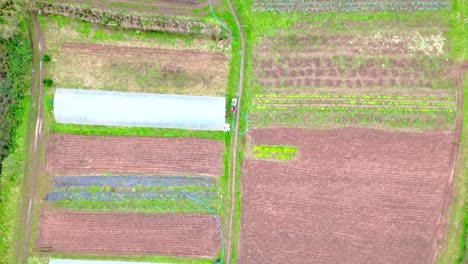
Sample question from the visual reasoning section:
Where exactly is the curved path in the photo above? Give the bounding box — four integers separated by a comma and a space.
225, 0, 245, 263
16, 9, 44, 264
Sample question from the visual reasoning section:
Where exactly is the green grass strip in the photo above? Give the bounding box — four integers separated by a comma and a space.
51, 123, 226, 141
51, 199, 219, 215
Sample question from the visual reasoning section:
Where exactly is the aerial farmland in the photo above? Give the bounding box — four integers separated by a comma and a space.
237, 0, 467, 264
19, 0, 234, 263
0, 0, 466, 264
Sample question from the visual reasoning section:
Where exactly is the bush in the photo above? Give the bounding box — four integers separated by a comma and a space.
42, 54, 50, 62
43, 78, 53, 87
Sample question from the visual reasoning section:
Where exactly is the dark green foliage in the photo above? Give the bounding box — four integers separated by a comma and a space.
42, 54, 50, 62
0, 35, 31, 173
43, 78, 52, 86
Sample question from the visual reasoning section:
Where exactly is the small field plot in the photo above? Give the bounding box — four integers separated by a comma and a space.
45, 176, 220, 214
36, 210, 220, 258
40, 16, 229, 96
240, 128, 456, 263
38, 0, 219, 17
248, 14, 459, 130
54, 44, 228, 96
46, 134, 224, 177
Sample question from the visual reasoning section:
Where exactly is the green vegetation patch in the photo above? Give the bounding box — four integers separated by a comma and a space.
0, 26, 32, 264
253, 145, 297, 161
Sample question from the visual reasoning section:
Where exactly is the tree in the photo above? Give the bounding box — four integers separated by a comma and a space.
43, 78, 53, 87
43, 54, 50, 62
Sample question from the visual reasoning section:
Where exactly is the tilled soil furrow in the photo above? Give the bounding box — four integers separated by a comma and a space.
47, 135, 223, 177
36, 210, 220, 258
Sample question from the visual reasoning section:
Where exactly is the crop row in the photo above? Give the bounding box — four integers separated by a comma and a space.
253, 145, 297, 161
53, 176, 215, 188
254, 105, 455, 113
255, 99, 455, 108
255, 94, 452, 101
45, 190, 216, 202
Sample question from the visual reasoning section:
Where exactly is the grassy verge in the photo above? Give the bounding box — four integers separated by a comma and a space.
212, 0, 254, 262
435, 0, 468, 262
51, 199, 219, 214
53, 123, 226, 141
0, 23, 33, 263
438, 72, 468, 264
0, 97, 30, 264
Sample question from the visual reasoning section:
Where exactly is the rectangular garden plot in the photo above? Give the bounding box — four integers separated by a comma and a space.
54, 44, 228, 96
45, 176, 219, 214
36, 210, 220, 258
47, 135, 223, 177
240, 128, 456, 264
248, 16, 459, 131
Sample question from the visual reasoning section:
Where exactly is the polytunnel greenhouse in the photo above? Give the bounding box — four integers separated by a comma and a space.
53, 88, 226, 131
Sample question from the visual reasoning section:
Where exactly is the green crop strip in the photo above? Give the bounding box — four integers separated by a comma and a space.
255, 93, 454, 101
253, 145, 297, 160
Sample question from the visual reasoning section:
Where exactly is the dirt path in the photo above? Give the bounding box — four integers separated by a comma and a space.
225, 0, 246, 263
15, 9, 44, 264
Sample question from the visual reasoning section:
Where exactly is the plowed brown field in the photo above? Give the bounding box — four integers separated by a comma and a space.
47, 134, 223, 177
239, 128, 455, 264
36, 210, 220, 258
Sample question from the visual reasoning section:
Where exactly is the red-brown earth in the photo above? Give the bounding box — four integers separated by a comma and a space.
36, 210, 220, 258
47, 134, 224, 177
239, 128, 456, 264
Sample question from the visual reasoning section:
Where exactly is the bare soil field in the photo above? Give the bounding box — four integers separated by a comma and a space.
40, 0, 219, 17
53, 43, 228, 96
239, 128, 456, 264
36, 210, 220, 258
47, 134, 223, 177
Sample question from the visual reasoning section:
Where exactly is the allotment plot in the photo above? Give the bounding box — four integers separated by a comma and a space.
47, 134, 224, 177
240, 128, 456, 264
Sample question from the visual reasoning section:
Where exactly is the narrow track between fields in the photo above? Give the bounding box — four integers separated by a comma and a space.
16, 7, 45, 263
225, 0, 245, 263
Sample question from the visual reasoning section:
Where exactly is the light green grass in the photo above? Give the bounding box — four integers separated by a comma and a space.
437, 72, 468, 264
0, 97, 30, 264
28, 255, 49, 264
253, 145, 297, 160
434, 0, 468, 262
51, 198, 220, 215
